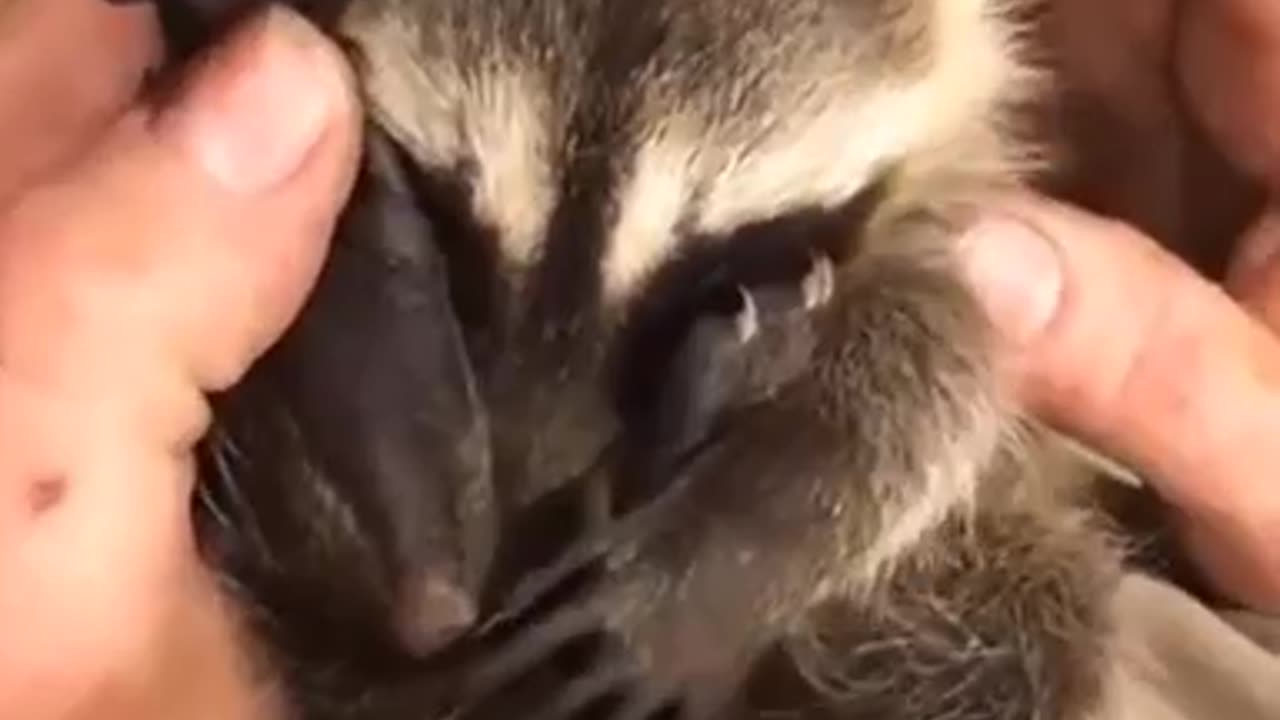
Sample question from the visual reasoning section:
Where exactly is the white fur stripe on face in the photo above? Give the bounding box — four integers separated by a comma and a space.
346, 0, 1024, 309
603, 131, 698, 300
462, 72, 557, 267
343, 8, 559, 270
598, 0, 1018, 305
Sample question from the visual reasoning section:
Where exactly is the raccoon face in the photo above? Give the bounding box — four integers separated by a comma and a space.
135, 2, 1061, 717
327, 0, 1037, 512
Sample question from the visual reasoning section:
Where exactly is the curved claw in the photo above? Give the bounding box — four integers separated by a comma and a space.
734, 287, 760, 343
802, 254, 836, 310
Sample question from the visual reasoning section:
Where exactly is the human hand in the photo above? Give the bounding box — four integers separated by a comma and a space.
0, 3, 360, 718
962, 0, 1280, 612
0, 0, 159, 202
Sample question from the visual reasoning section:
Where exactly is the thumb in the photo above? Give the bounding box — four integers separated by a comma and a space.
0, 5, 361, 401
958, 193, 1280, 610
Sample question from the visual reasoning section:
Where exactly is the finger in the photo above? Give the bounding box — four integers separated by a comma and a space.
960, 193, 1280, 610
0, 0, 159, 200
1225, 203, 1280, 323
0, 4, 361, 432
0, 8, 357, 713
1177, 0, 1280, 188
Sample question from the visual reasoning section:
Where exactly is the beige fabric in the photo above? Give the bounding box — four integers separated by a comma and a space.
1097, 573, 1280, 719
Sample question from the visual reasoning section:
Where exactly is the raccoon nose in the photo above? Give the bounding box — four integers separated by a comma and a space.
394, 573, 479, 657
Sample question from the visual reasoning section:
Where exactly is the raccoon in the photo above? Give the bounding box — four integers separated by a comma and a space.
117, 0, 1161, 718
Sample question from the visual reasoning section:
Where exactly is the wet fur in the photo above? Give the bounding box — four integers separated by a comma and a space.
120, 0, 1156, 718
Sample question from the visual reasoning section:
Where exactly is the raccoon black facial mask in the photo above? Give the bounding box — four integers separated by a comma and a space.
112, 1, 1190, 719
196, 123, 499, 660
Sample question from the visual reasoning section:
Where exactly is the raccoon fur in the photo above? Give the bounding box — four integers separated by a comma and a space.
112, 0, 1183, 718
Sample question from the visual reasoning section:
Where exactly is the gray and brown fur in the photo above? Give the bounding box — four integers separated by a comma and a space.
332, 0, 1047, 578
127, 0, 1161, 718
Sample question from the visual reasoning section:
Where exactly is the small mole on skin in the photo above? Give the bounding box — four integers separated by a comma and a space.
27, 475, 66, 515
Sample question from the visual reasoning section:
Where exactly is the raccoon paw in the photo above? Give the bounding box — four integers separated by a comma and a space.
652, 254, 834, 464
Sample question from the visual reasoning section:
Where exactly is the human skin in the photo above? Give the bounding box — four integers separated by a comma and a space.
0, 2, 360, 718
0, 0, 1278, 718
961, 0, 1280, 611
0, 0, 158, 202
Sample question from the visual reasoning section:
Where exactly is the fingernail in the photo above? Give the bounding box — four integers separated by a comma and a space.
1228, 204, 1280, 292
154, 7, 347, 193
958, 215, 1064, 346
